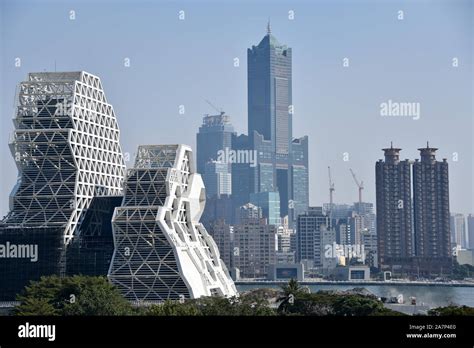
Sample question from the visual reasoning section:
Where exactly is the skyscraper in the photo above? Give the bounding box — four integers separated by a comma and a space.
196, 112, 235, 175
197, 113, 236, 224
246, 24, 308, 226
249, 191, 281, 226
468, 214, 474, 250
0, 71, 126, 300
451, 213, 468, 249
248, 22, 292, 157
107, 145, 236, 302
290, 136, 310, 224
203, 160, 232, 198
413, 144, 452, 273
413, 144, 451, 258
376, 144, 413, 271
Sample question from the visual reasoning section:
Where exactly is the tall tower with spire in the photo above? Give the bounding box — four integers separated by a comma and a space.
240, 24, 307, 227
247, 24, 292, 155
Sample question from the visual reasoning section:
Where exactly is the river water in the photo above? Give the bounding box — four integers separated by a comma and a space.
236, 284, 474, 308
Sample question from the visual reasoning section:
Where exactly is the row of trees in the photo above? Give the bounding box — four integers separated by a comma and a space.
13, 276, 474, 316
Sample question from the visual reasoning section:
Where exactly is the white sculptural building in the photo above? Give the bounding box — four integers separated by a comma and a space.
108, 144, 237, 302
0, 72, 126, 299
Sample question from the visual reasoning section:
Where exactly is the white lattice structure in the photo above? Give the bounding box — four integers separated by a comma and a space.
108, 145, 237, 302
6, 71, 125, 246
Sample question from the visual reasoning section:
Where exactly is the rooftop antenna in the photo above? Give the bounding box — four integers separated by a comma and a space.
328, 166, 335, 208
267, 18, 271, 35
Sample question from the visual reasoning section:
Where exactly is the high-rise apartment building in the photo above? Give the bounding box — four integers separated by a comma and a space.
413, 144, 451, 260
376, 144, 413, 270
376, 143, 453, 276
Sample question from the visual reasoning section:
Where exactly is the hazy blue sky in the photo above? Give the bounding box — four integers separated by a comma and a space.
0, 0, 472, 217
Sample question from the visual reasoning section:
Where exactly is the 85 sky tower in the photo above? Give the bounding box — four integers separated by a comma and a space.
246, 23, 309, 226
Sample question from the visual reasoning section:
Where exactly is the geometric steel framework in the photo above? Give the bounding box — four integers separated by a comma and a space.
108, 144, 237, 303
5, 71, 125, 269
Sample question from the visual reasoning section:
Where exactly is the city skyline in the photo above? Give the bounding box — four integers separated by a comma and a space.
1, 0, 472, 217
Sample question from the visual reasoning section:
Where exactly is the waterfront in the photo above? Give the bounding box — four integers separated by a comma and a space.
236, 283, 474, 308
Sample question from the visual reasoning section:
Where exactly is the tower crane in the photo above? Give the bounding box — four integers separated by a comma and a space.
204, 99, 224, 115
349, 168, 364, 205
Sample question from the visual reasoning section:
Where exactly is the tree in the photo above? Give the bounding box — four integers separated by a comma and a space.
15, 297, 58, 316
280, 278, 305, 298
450, 261, 474, 280
428, 305, 474, 316
278, 279, 307, 314
145, 300, 200, 316
332, 295, 386, 316
15, 275, 134, 316
194, 295, 275, 316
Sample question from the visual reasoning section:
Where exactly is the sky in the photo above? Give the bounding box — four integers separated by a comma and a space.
0, 0, 472, 217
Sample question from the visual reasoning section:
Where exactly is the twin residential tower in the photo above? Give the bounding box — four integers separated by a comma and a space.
376, 143, 451, 276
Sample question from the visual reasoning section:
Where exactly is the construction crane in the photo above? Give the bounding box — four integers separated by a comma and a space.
204, 99, 224, 115
349, 168, 364, 205
328, 166, 335, 206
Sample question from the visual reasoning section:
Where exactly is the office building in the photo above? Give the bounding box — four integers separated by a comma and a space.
203, 160, 232, 198
296, 207, 330, 269
207, 219, 233, 270
235, 202, 262, 224
320, 226, 338, 273
451, 213, 468, 249
196, 112, 235, 175
233, 218, 278, 279
361, 228, 378, 268
201, 194, 234, 228
245, 24, 309, 226
468, 214, 474, 249
250, 191, 281, 225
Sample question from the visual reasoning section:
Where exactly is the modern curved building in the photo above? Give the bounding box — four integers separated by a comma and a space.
0, 71, 126, 299
108, 144, 237, 302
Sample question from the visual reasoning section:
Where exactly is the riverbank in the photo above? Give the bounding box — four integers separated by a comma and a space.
236, 279, 474, 287
236, 282, 474, 308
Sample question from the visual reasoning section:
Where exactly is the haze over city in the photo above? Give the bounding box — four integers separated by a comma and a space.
1, 0, 472, 217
